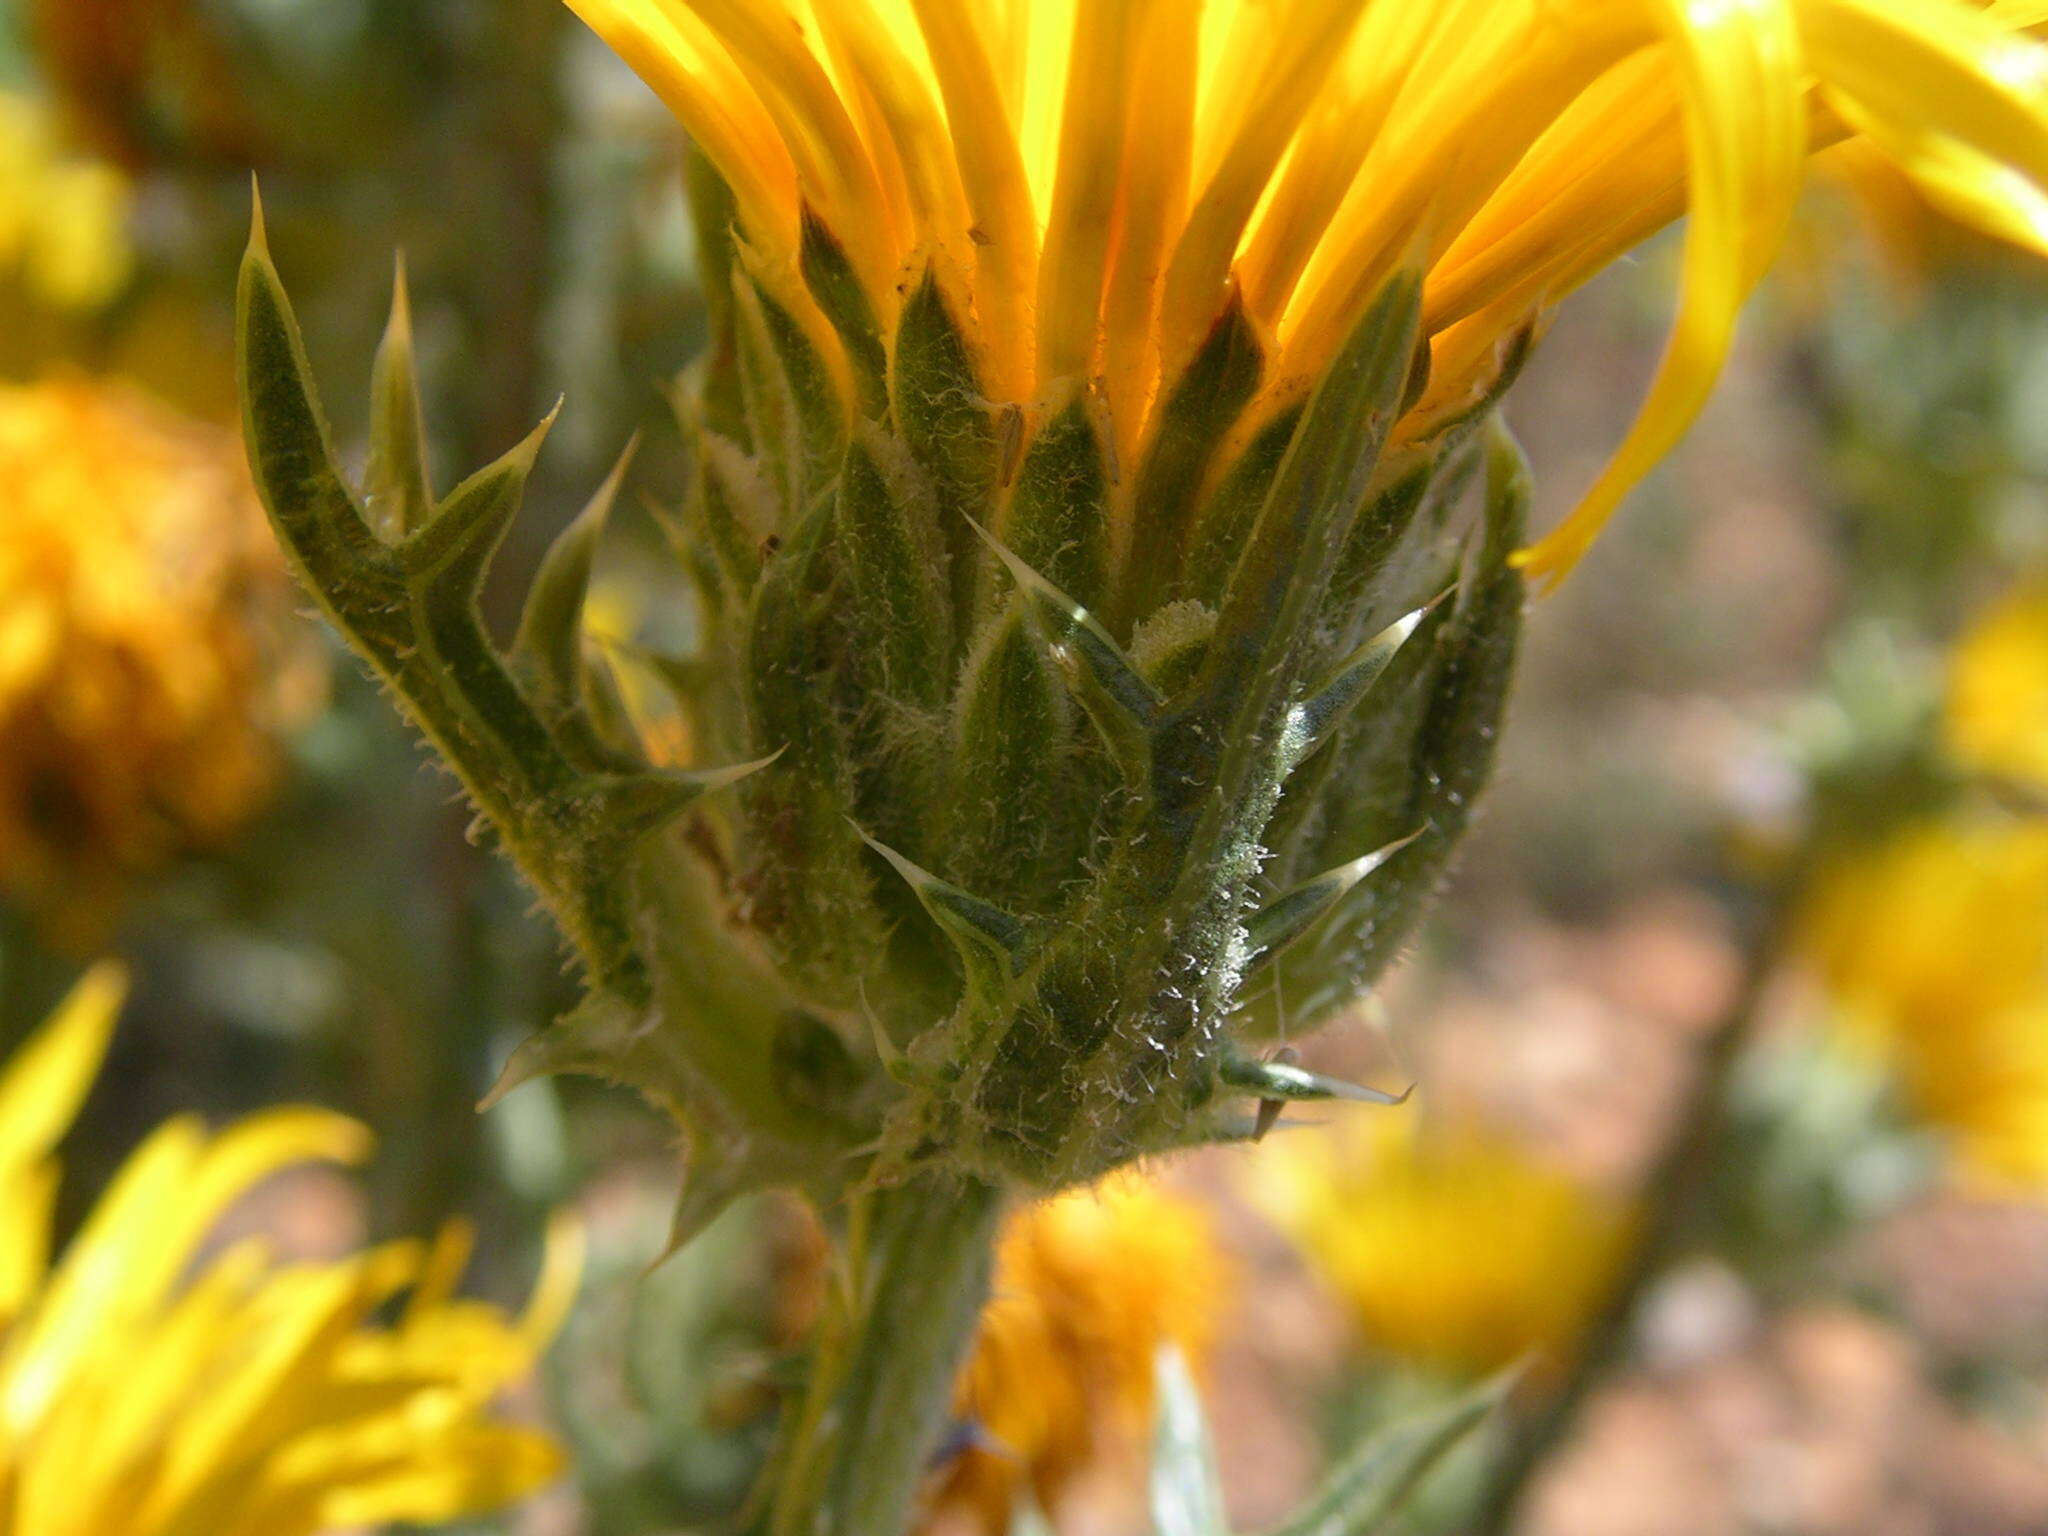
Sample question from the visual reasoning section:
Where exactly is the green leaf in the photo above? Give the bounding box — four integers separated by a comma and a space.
1285, 601, 1441, 775
399, 404, 557, 598
801, 204, 889, 419
1262, 1374, 1512, 1536
365, 253, 435, 540
856, 828, 1032, 1003
236, 186, 398, 601
1241, 830, 1422, 970
971, 518, 1160, 789
1122, 290, 1265, 623
946, 607, 1078, 905
1200, 269, 1424, 736
1219, 1051, 1408, 1107
836, 426, 952, 707
1151, 1346, 1229, 1536
1005, 390, 1111, 614
515, 437, 636, 727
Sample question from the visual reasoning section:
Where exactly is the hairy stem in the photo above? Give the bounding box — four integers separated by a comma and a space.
772, 1173, 1006, 1536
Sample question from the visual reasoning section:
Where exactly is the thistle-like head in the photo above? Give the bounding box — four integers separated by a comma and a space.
240, 1, 2048, 1215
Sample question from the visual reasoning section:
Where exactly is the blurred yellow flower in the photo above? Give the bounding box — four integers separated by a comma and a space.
1251, 1113, 1630, 1380
0, 93, 132, 313
1946, 575, 2048, 794
0, 963, 582, 1534
0, 375, 322, 940
938, 1176, 1231, 1532
1801, 818, 2048, 1189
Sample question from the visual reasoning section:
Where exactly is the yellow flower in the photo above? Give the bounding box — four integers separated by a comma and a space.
1946, 575, 2048, 794
562, 0, 2048, 580
1251, 1113, 1630, 1380
0, 963, 582, 1535
0, 93, 132, 313
1801, 818, 2048, 1189
939, 1175, 1231, 1531
0, 375, 322, 941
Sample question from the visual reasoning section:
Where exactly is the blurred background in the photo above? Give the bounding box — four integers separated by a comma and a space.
3, 2, 2047, 1532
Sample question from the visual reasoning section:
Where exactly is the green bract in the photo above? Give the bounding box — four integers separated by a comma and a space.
237, 168, 1521, 1222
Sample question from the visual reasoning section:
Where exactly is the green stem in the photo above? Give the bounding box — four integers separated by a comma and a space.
772, 1173, 1006, 1536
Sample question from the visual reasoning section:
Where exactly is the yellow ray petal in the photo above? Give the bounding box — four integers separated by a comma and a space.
1, 1115, 207, 1435
806, 0, 972, 266
560, 0, 801, 260
908, 0, 1040, 399
1098, 0, 1200, 461
1158, 0, 1371, 380
142, 1246, 422, 1536
0, 1162, 58, 1325
1, 1108, 368, 1435
517, 1208, 588, 1353
1036, 0, 1149, 387
676, 0, 900, 291
0, 962, 124, 1184
1802, 0, 2048, 195
1519, 0, 1807, 585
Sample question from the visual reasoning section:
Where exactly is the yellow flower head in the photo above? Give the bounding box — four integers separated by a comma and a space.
564, 0, 2048, 579
940, 1175, 1232, 1531
1801, 818, 2048, 1189
0, 93, 132, 313
1946, 574, 2048, 794
1250, 1113, 1630, 1380
0, 965, 582, 1534
0, 376, 322, 940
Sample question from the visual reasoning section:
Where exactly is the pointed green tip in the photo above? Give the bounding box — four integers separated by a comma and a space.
384, 251, 414, 342
247, 174, 270, 261
590, 431, 642, 521
519, 396, 566, 467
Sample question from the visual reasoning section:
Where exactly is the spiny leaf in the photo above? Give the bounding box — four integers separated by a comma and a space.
1220, 1052, 1410, 1108
1200, 269, 1424, 738
890, 266, 998, 499
970, 516, 1160, 785
399, 403, 559, 597
1122, 290, 1265, 622
855, 827, 1032, 997
1262, 1372, 1514, 1536
836, 426, 952, 706
1285, 601, 1443, 773
237, 185, 395, 593
1243, 830, 1424, 968
1151, 1346, 1228, 1536
801, 204, 888, 419
946, 609, 1076, 906
365, 253, 435, 540
479, 992, 648, 1110
1004, 389, 1111, 614
594, 753, 781, 845
515, 435, 637, 714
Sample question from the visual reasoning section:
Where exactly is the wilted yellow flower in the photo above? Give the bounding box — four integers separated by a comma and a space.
1801, 818, 2048, 1189
1946, 575, 2048, 793
0, 964, 582, 1534
0, 375, 321, 939
563, 0, 2048, 579
0, 93, 132, 313
1252, 1113, 1630, 1380
938, 1176, 1231, 1532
